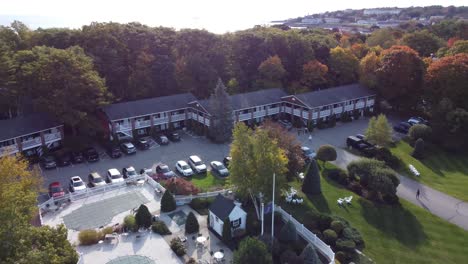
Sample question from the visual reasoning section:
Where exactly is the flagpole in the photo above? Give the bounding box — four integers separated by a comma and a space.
261, 202, 264, 235
271, 173, 275, 241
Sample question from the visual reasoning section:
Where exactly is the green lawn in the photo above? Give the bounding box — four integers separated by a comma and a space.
187, 172, 228, 192
280, 163, 468, 264
391, 141, 468, 201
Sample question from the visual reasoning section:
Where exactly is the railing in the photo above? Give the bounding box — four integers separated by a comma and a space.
135, 120, 151, 129
268, 107, 280, 115
293, 108, 301, 117
333, 107, 343, 114
276, 206, 335, 264
253, 110, 266, 118
0, 145, 19, 156
345, 105, 354, 111
320, 110, 331, 118
116, 123, 132, 132
171, 114, 186, 122
174, 189, 230, 205
355, 102, 365, 108
44, 132, 61, 142
238, 113, 251, 121
153, 117, 169, 125
367, 99, 375, 106
22, 137, 42, 149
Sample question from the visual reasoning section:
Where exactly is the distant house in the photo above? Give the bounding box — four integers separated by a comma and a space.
324, 18, 341, 24
301, 18, 323, 24
364, 9, 401, 15
208, 194, 247, 237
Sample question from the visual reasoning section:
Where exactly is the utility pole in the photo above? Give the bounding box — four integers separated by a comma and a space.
271, 173, 275, 241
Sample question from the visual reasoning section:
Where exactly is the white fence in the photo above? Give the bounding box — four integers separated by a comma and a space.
276, 206, 335, 264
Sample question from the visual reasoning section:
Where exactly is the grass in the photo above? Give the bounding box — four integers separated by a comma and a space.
279, 163, 468, 264
187, 171, 228, 192
391, 141, 468, 201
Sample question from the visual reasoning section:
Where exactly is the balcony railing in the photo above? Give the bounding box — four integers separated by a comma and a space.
22, 137, 42, 149
253, 110, 266, 118
135, 120, 151, 129
171, 114, 186, 122
238, 113, 251, 121
268, 107, 280, 115
115, 123, 131, 132
153, 117, 169, 125
44, 132, 61, 142
0, 145, 19, 156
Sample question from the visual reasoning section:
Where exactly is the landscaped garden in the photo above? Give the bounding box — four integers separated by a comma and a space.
391, 141, 468, 201
280, 162, 468, 264
187, 171, 228, 192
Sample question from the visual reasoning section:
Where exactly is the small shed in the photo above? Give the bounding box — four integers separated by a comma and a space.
208, 194, 247, 237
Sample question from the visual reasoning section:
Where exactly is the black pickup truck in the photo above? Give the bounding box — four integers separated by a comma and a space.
346, 135, 376, 157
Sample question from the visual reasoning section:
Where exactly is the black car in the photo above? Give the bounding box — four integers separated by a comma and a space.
84, 147, 100, 162
135, 138, 150, 150
393, 122, 412, 134
167, 131, 181, 142
40, 155, 57, 169
107, 145, 122, 158
56, 152, 72, 166
71, 151, 84, 163
223, 156, 232, 167
346, 136, 375, 156
156, 135, 169, 145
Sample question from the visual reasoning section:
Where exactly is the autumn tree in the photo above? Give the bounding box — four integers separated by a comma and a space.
328, 47, 359, 85
350, 43, 370, 59
257, 55, 287, 88
359, 52, 381, 90
208, 79, 234, 143
376, 46, 425, 110
401, 30, 444, 57
301, 60, 328, 90
365, 114, 393, 147
366, 28, 398, 49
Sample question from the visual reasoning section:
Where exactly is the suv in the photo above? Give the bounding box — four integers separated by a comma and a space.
346, 135, 375, 156
175, 160, 194, 177
84, 147, 99, 162
408, 117, 429, 126
69, 176, 86, 192
40, 155, 57, 169
135, 138, 150, 150
88, 172, 106, 187
156, 163, 176, 179
120, 142, 137, 155
393, 122, 412, 134
123, 166, 138, 178
107, 168, 124, 183
301, 146, 316, 162
156, 135, 169, 145
188, 155, 207, 174
107, 145, 122, 158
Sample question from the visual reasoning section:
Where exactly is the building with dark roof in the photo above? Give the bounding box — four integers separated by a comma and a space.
0, 113, 63, 157
208, 194, 246, 237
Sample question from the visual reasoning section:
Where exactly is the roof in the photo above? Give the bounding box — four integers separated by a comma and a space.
209, 194, 236, 220
292, 84, 376, 108
0, 113, 62, 142
198, 88, 287, 113
102, 93, 197, 121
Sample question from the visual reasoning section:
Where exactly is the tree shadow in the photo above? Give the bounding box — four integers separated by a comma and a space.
358, 199, 427, 248
306, 193, 331, 214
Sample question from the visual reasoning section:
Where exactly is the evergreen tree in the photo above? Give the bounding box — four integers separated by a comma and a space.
301, 244, 320, 264
185, 212, 200, 234
412, 138, 425, 159
208, 79, 234, 143
302, 159, 321, 195
161, 191, 176, 212
222, 218, 232, 242
233, 237, 272, 264
135, 204, 152, 229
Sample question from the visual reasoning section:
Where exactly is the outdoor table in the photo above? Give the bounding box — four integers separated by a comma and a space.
196, 236, 207, 244
214, 251, 224, 260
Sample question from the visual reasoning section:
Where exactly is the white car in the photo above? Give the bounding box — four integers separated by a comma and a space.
107, 168, 124, 183
210, 161, 229, 177
175, 160, 194, 177
70, 176, 87, 192
188, 155, 207, 174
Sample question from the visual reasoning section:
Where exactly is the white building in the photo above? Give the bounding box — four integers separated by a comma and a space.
324, 18, 341, 24
208, 194, 247, 237
364, 9, 401, 15
301, 18, 323, 24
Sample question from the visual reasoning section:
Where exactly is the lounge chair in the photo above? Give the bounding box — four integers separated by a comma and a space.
337, 198, 344, 206
344, 196, 353, 205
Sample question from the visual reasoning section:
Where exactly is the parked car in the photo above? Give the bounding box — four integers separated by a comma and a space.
88, 172, 107, 187
175, 160, 194, 177
210, 161, 229, 177
107, 168, 124, 183
346, 135, 376, 156
156, 135, 169, 145
223, 156, 232, 167
188, 155, 207, 174
393, 122, 412, 134
408, 117, 429, 126
278, 120, 293, 131
135, 138, 150, 150
107, 145, 122, 158
56, 152, 72, 166
301, 146, 316, 162
69, 176, 86, 192
156, 163, 176, 179
84, 147, 99, 162
167, 131, 181, 142
123, 166, 138, 178
40, 155, 57, 169
71, 151, 84, 163
120, 142, 137, 155
48, 182, 65, 198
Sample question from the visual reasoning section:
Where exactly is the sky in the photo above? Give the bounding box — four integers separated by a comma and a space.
1, 0, 467, 33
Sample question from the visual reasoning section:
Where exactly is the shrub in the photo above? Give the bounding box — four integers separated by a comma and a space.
335, 251, 347, 263
316, 145, 337, 164
330, 220, 345, 234
186, 258, 196, 264
328, 114, 337, 127
123, 215, 137, 232
100, 226, 114, 238
246, 211, 260, 236
341, 111, 353, 122
348, 181, 363, 195
347, 158, 386, 185
233, 228, 246, 238
135, 204, 152, 229
152, 220, 171, 235
409, 124, 432, 141
164, 177, 199, 195
352, 110, 361, 120
301, 244, 320, 264
383, 194, 400, 205
373, 147, 401, 169
280, 249, 300, 264
336, 238, 356, 252
326, 168, 349, 185
323, 229, 338, 244
302, 159, 321, 195
170, 237, 186, 256
161, 191, 176, 212
185, 212, 199, 234
189, 197, 213, 215
78, 229, 99, 245
318, 214, 332, 231
222, 218, 232, 242
279, 220, 298, 243
233, 237, 272, 264
342, 227, 364, 245
412, 138, 425, 159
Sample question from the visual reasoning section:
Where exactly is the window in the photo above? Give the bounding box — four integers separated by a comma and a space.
231, 218, 241, 228
215, 216, 219, 222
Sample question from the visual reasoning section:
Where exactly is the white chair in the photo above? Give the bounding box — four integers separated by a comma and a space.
286, 197, 292, 203
292, 199, 297, 204
337, 198, 344, 206
297, 199, 303, 204
345, 196, 353, 205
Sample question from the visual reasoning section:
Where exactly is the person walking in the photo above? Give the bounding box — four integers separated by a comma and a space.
416, 189, 420, 199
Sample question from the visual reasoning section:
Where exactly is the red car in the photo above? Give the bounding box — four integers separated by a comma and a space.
48, 182, 65, 198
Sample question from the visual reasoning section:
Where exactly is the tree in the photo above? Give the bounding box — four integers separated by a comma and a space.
233, 237, 272, 264
302, 159, 321, 195
301, 244, 320, 264
301, 60, 328, 89
365, 114, 393, 147
366, 28, 398, 49
316, 145, 337, 165
208, 79, 234, 143
13, 46, 111, 135
350, 43, 370, 59
328, 47, 359, 85
257, 55, 287, 88
376, 46, 425, 110
279, 220, 298, 243
135, 204, 152, 229
412, 138, 425, 159
185, 212, 199, 234
359, 51, 381, 90
444, 40, 468, 56
401, 30, 444, 57
124, 215, 137, 232
229, 123, 255, 199
409, 124, 432, 141
161, 191, 176, 212
222, 218, 232, 242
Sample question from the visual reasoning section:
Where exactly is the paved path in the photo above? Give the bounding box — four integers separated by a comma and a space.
295, 120, 468, 231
